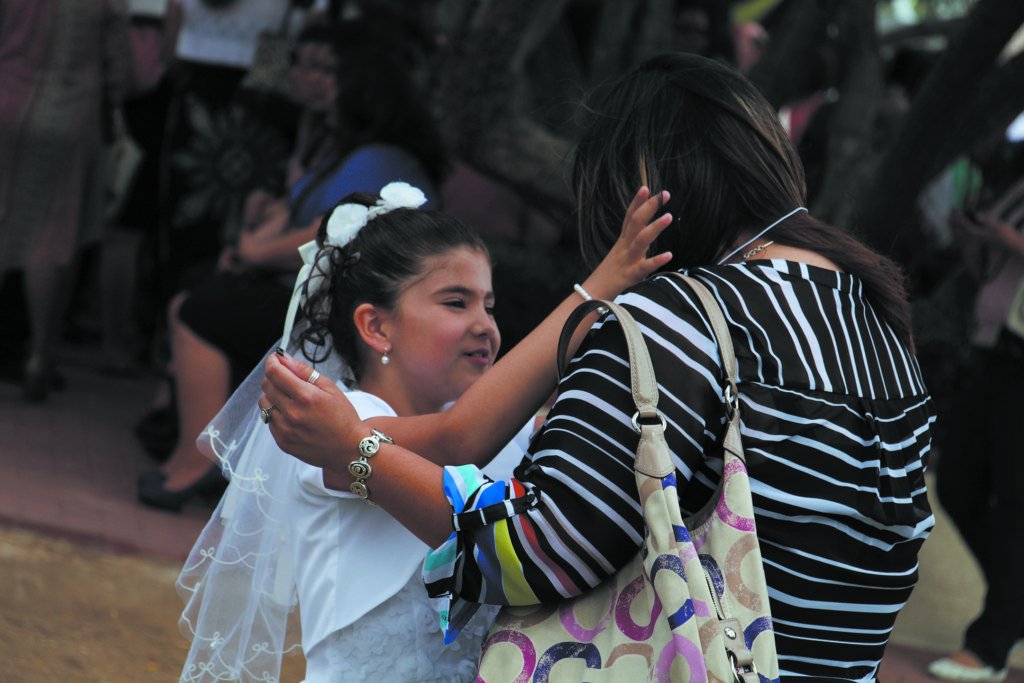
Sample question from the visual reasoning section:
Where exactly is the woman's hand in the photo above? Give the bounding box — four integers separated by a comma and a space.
952, 208, 1014, 246
241, 191, 288, 233
234, 195, 293, 266
581, 187, 673, 300
951, 207, 1024, 262
260, 351, 364, 471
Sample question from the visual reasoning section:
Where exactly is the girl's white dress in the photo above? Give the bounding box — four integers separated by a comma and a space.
178, 359, 530, 683
293, 391, 526, 682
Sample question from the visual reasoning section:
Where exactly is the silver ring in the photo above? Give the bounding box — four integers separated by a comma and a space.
306, 369, 320, 384
259, 406, 273, 424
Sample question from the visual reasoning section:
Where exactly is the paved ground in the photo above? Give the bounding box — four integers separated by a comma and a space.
0, 352, 1021, 682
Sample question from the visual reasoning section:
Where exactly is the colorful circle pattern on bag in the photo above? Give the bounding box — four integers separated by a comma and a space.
476, 451, 779, 683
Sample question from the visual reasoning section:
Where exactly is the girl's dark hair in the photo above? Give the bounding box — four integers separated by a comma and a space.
571, 51, 913, 350
298, 192, 489, 385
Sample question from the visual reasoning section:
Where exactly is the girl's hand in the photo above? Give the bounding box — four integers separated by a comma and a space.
260, 351, 363, 470
582, 187, 673, 300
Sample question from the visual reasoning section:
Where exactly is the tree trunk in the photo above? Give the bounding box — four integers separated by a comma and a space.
807, 0, 883, 228
431, 0, 575, 216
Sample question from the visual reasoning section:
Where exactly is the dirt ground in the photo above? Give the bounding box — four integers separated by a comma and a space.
0, 527, 306, 683
4, 484, 1024, 683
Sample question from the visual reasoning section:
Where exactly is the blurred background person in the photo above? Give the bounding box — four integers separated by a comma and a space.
0, 0, 131, 401
156, 0, 305, 290
130, 0, 316, 461
734, 21, 767, 74
928, 131, 1024, 683
94, 0, 181, 376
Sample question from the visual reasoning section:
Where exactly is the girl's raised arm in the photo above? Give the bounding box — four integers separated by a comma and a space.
263, 188, 671, 467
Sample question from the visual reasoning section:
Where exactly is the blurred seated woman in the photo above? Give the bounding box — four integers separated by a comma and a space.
138, 22, 446, 510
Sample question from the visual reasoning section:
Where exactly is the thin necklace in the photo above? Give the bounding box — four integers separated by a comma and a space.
716, 206, 807, 265
743, 240, 774, 260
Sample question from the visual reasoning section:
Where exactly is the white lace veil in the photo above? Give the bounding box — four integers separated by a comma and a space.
175, 184, 433, 681
177, 329, 352, 682
176, 255, 346, 682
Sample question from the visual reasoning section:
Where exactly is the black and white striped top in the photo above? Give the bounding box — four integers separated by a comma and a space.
441, 260, 935, 681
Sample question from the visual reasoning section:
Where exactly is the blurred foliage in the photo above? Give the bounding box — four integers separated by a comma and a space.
878, 0, 976, 25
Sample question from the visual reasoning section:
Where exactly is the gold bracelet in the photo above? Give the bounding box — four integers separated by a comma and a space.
349, 428, 394, 504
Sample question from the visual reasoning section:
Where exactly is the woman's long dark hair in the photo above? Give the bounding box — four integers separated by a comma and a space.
298, 193, 489, 385
327, 27, 449, 185
571, 52, 914, 350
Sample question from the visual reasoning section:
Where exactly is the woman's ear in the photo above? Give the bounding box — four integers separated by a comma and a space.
352, 303, 390, 355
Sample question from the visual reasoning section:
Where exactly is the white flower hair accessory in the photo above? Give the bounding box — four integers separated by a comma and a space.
324, 181, 428, 248
279, 182, 428, 347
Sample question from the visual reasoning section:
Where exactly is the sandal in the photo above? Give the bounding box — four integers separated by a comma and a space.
928, 652, 1008, 683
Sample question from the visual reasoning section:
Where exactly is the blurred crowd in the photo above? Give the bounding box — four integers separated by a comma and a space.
0, 0, 774, 506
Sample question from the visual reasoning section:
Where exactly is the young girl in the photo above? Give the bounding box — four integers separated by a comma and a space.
176, 181, 672, 682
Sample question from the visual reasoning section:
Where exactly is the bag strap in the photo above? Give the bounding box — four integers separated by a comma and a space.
665, 273, 743, 458
555, 273, 743, 467
457, 277, 744, 529
557, 299, 670, 476
667, 275, 736, 382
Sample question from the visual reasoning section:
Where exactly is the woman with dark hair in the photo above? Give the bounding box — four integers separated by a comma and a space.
262, 53, 935, 680
137, 20, 448, 511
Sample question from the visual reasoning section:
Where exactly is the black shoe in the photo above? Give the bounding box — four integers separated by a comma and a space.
137, 465, 226, 513
22, 367, 49, 402
134, 404, 176, 438
15, 366, 65, 398
134, 405, 179, 461
21, 361, 66, 402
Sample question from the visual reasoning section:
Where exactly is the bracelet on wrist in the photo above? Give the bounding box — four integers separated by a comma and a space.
349, 428, 394, 505
573, 283, 609, 315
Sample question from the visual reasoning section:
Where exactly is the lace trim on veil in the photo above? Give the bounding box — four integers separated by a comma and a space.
177, 341, 348, 682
